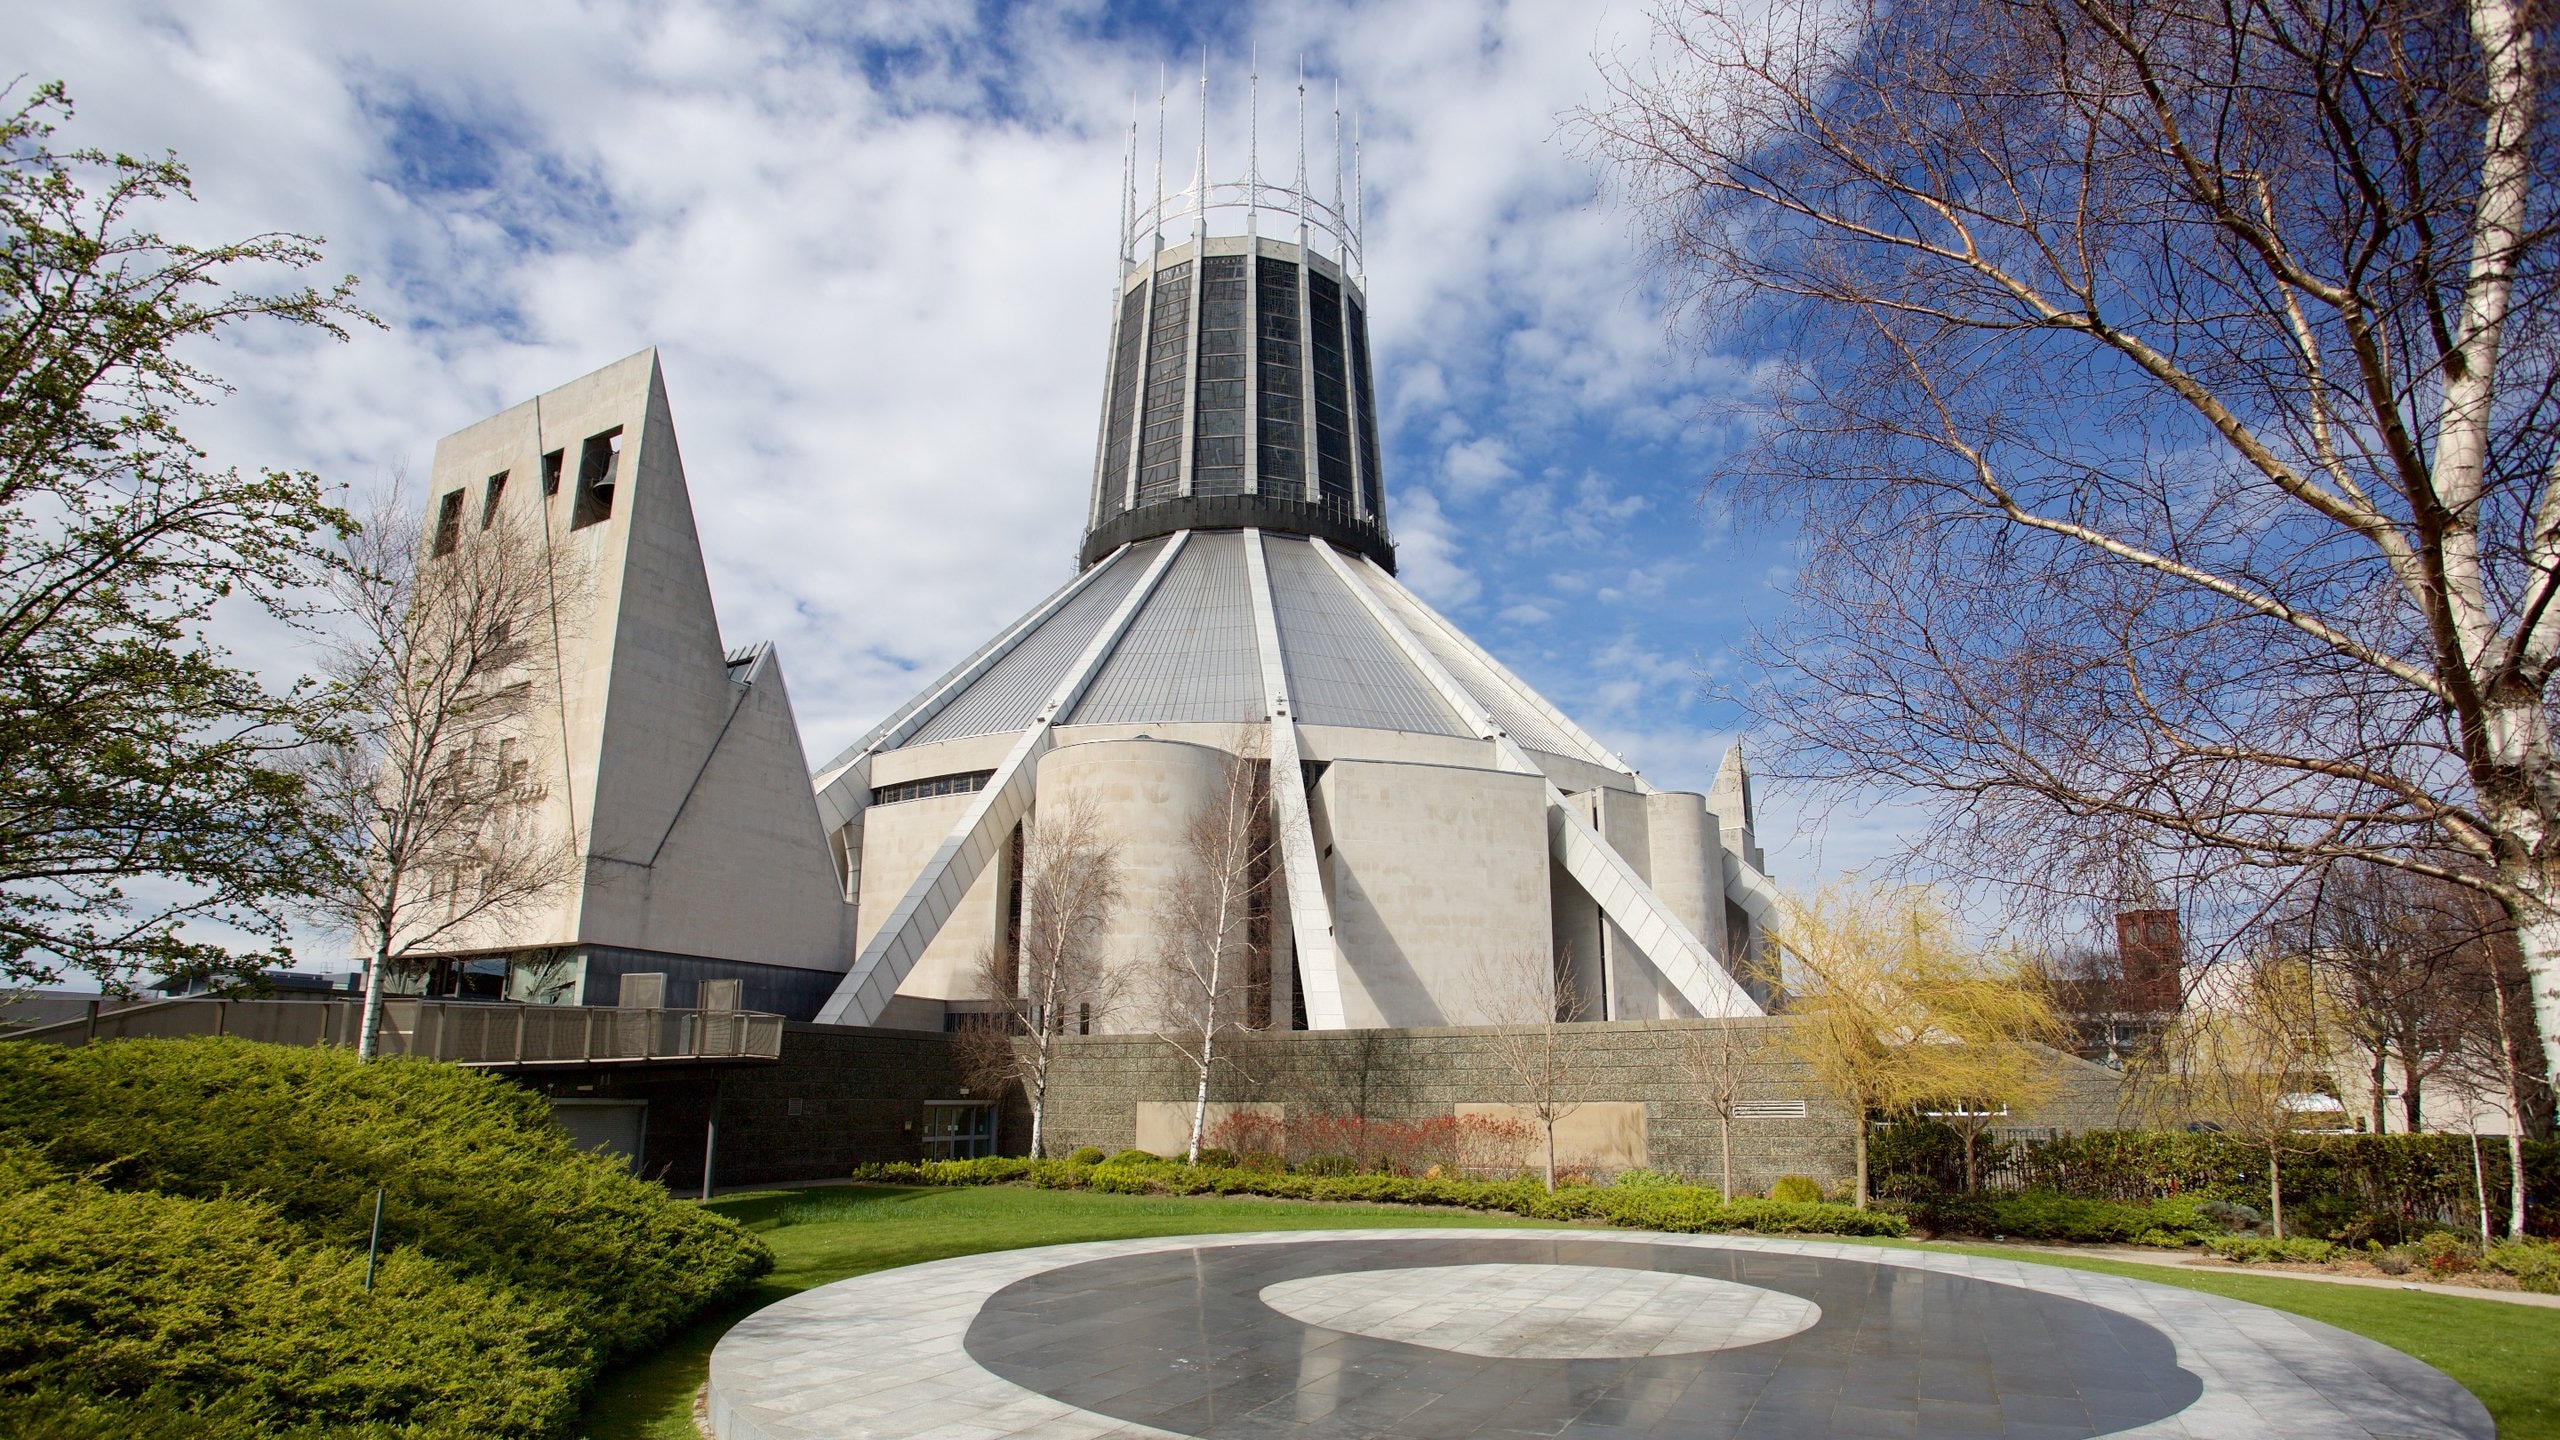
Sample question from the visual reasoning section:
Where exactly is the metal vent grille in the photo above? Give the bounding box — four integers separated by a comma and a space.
1734, 1101, 1809, 1120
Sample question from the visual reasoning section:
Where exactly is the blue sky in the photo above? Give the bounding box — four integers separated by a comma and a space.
8, 0, 1913, 887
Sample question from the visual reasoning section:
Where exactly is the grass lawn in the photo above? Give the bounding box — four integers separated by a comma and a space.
1895, 1239, 2560, 1440
582, 1185, 2558, 1440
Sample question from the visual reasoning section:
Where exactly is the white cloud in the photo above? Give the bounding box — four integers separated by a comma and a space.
1387, 488, 1480, 608
1441, 435, 1517, 500
3, 0, 1919, 929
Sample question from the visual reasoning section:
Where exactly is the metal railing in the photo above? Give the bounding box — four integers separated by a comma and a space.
4, 997, 784, 1067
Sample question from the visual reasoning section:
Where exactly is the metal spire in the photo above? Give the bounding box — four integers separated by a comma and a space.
1332, 79, 1344, 261
1248, 47, 1260, 235
1195, 49, 1209, 242
1353, 108, 1364, 276
1294, 56, 1309, 248
1120, 97, 1138, 272
1153, 66, 1166, 254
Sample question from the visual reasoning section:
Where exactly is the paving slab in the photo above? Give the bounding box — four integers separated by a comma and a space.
706, 1229, 2494, 1439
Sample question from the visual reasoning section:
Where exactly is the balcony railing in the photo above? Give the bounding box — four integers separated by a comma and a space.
5, 997, 784, 1067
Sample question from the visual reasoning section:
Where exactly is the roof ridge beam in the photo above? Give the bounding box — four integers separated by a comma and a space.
814, 534, 1192, 1028
1242, 528, 1348, 1030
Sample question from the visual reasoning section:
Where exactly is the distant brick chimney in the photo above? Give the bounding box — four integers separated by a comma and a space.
2114, 908, 2184, 1012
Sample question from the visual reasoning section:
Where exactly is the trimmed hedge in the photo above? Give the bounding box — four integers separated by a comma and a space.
1897, 1191, 2224, 1246
854, 1155, 1910, 1237
1875, 1121, 2555, 1242
0, 1038, 772, 1437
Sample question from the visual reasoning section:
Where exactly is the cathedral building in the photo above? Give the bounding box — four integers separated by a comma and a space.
405, 100, 1778, 1034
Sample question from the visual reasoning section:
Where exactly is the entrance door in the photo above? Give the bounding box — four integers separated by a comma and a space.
920, 1101, 997, 1159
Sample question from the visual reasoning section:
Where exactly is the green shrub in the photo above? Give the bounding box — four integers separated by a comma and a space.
1611, 1168, 1688, 1192
1912, 1190, 2225, 1245
0, 1384, 414, 1440
1238, 1150, 1287, 1173
1107, 1148, 1158, 1166
2207, 1235, 2343, 1265
1067, 1146, 1107, 1165
1300, 1154, 1358, 1177
0, 1039, 770, 1437
1770, 1175, 1824, 1203
0, 1152, 577, 1436
1192, 1147, 1238, 1168
2486, 1237, 2560, 1294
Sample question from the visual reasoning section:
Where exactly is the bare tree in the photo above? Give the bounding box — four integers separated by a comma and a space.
1677, 1021, 1766, 1198
2456, 953, 2535, 1239
1584, 0, 2560, 1089
297, 486, 583, 1059
1147, 739, 1273, 1164
965, 798, 1124, 1158
1474, 946, 1596, 1193
2285, 860, 2496, 1132
2135, 954, 2337, 1239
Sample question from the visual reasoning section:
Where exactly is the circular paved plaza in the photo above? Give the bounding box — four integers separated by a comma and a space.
705, 1229, 2491, 1439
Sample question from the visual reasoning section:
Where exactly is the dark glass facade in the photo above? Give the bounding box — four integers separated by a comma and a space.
1306, 270, 1355, 513
1136, 259, 1194, 504
1087, 241, 1391, 572
1191, 256, 1249, 496
1255, 259, 1305, 496
1096, 283, 1147, 520
1347, 296, 1383, 520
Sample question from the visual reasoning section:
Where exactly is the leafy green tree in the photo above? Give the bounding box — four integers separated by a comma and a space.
0, 82, 367, 991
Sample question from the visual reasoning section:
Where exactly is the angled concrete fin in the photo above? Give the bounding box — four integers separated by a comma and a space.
1241, 530, 1348, 1030
813, 535, 1193, 1027
1308, 539, 1761, 1020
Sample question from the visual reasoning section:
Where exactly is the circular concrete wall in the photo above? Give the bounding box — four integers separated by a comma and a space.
1034, 736, 1237, 1030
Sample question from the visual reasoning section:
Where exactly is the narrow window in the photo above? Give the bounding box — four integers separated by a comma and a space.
540, 448, 566, 496
480, 471, 508, 528
432, 490, 464, 556
572, 428, 621, 530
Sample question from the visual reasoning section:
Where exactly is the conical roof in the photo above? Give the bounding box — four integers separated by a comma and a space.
821, 530, 1631, 779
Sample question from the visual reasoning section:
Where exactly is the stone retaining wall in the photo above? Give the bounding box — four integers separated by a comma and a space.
518, 1016, 2130, 1198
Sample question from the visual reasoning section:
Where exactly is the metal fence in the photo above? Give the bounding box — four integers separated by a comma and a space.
5, 997, 783, 1067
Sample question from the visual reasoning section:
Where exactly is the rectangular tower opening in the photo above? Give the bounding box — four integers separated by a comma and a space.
541, 448, 565, 496
481, 471, 508, 529
432, 490, 464, 556
572, 428, 621, 530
